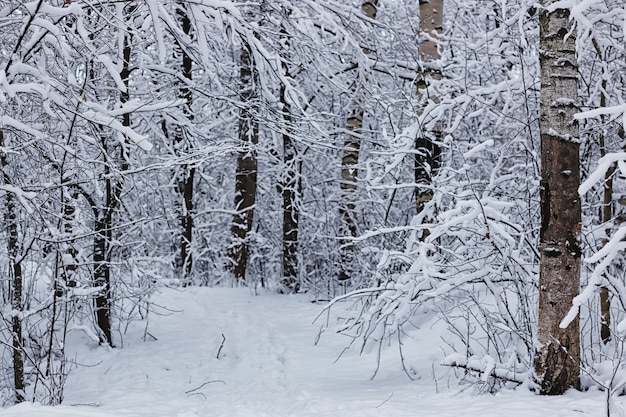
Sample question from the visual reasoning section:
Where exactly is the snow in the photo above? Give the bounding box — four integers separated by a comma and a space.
580, 152, 626, 195
80, 110, 153, 152
463, 139, 494, 160
0, 287, 614, 416
576, 103, 626, 121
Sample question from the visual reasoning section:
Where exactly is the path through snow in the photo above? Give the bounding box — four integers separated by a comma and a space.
0, 287, 618, 416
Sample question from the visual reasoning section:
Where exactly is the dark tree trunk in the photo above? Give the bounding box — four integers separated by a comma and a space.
534, 3, 581, 395
0, 131, 25, 402
174, 3, 195, 282
229, 42, 259, 282
59, 182, 79, 294
91, 3, 137, 345
10, 243, 24, 404
280, 54, 300, 293
93, 218, 113, 346
414, 135, 441, 215
592, 40, 613, 345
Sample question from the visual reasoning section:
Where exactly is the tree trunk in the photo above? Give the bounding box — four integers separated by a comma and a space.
280, 43, 300, 293
534, 4, 581, 395
175, 2, 195, 282
418, 0, 443, 62
93, 218, 113, 346
338, 106, 363, 282
229, 41, 259, 282
592, 38, 613, 345
59, 181, 79, 294
599, 160, 613, 344
415, 0, 443, 216
1, 131, 25, 403
598, 105, 614, 346
338, 0, 378, 282
91, 3, 138, 346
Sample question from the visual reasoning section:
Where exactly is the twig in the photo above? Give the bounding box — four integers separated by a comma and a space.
216, 333, 226, 359
441, 361, 525, 385
375, 392, 393, 408
185, 380, 226, 394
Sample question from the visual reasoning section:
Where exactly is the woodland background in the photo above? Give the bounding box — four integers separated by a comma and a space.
0, 0, 625, 407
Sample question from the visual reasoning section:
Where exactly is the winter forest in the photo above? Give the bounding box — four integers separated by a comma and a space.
1, 0, 626, 414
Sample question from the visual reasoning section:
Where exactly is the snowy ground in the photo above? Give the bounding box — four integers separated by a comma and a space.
0, 287, 620, 417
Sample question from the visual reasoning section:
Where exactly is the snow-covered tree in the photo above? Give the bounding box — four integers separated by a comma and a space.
533, 0, 581, 395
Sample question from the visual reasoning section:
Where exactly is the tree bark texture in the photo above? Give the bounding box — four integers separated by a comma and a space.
280, 36, 301, 293
229, 41, 259, 281
59, 181, 79, 294
415, 0, 443, 216
599, 118, 614, 346
338, 0, 378, 282
93, 218, 113, 346
175, 3, 195, 282
534, 4, 581, 395
0, 131, 25, 403
418, 0, 443, 62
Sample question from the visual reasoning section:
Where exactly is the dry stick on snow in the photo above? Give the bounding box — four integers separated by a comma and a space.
216, 333, 226, 359
185, 379, 226, 395
441, 360, 525, 385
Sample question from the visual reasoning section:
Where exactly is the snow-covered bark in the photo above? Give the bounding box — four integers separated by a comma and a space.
0, 130, 25, 403
338, 0, 379, 283
229, 34, 260, 282
534, 3, 581, 395
415, 0, 443, 215
278, 18, 301, 293
173, 2, 196, 283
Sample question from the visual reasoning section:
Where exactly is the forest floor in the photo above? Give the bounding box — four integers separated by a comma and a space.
0, 287, 619, 417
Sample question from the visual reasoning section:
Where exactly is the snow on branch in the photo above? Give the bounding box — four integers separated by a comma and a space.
579, 152, 626, 195
442, 353, 526, 385
80, 110, 153, 152
561, 227, 626, 329
576, 103, 626, 120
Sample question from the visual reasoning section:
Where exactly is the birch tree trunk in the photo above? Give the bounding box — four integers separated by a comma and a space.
415, 0, 443, 216
534, 3, 581, 395
338, 0, 378, 282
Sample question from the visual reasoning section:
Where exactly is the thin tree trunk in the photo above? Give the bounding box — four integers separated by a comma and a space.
338, 0, 378, 282
599, 160, 613, 344
91, 3, 138, 346
60, 180, 79, 294
415, 0, 443, 216
338, 107, 363, 282
229, 41, 259, 282
0, 131, 25, 402
592, 39, 613, 345
280, 42, 300, 293
175, 2, 195, 282
93, 217, 113, 346
534, 3, 581, 395
10, 219, 24, 404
